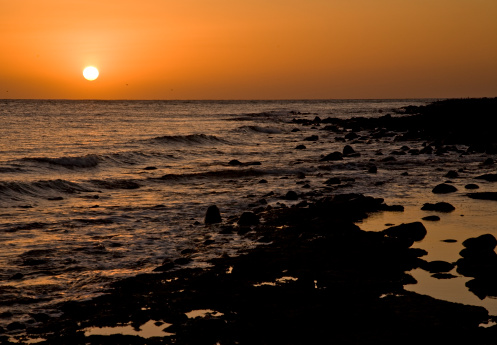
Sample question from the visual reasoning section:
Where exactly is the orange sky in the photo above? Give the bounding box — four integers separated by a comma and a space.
1, 0, 496, 99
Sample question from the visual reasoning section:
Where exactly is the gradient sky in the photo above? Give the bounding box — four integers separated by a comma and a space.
1, 0, 496, 99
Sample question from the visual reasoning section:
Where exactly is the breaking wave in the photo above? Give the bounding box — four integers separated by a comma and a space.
237, 126, 283, 134
144, 134, 228, 145
24, 154, 100, 168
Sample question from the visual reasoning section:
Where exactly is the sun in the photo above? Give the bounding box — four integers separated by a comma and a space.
83, 66, 99, 81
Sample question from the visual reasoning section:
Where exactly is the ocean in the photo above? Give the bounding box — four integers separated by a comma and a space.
1, 99, 497, 335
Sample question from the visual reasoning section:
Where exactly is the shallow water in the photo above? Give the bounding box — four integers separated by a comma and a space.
1, 99, 496, 336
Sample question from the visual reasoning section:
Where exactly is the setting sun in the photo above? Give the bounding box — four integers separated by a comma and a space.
83, 66, 99, 81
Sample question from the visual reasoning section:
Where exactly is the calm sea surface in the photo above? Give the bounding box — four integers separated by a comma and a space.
1, 99, 497, 335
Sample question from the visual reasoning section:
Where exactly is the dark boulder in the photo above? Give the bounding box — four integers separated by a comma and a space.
462, 234, 497, 253
467, 192, 497, 201
368, 165, 377, 174
343, 145, 355, 156
238, 212, 260, 226
422, 215, 440, 221
444, 170, 459, 178
382, 222, 427, 242
421, 202, 455, 212
324, 177, 341, 185
284, 191, 299, 200
432, 183, 457, 194
465, 184, 479, 190
420, 260, 455, 273
205, 205, 222, 224
320, 152, 343, 161
228, 159, 243, 166
295, 144, 307, 150
475, 174, 497, 182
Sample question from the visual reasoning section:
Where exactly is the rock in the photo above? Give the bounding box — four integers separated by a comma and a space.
320, 152, 343, 161
295, 144, 307, 150
442, 239, 457, 243
228, 159, 243, 166
284, 191, 299, 200
432, 183, 457, 194
462, 234, 497, 253
143, 166, 157, 170
465, 184, 479, 190
238, 212, 260, 226
421, 202, 455, 212
382, 222, 427, 242
345, 132, 358, 140
444, 170, 459, 178
422, 215, 440, 221
467, 192, 497, 201
343, 145, 355, 155
304, 135, 319, 141
324, 177, 341, 185
482, 158, 494, 165
205, 205, 222, 224
258, 179, 268, 184
421, 260, 455, 273
368, 165, 377, 174
475, 174, 497, 182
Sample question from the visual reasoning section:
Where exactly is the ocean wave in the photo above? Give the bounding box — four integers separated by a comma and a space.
24, 154, 100, 168
156, 168, 269, 181
144, 134, 228, 145
236, 126, 283, 134
0, 179, 94, 199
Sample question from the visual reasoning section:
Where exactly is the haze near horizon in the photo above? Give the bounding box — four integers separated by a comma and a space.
1, 0, 496, 100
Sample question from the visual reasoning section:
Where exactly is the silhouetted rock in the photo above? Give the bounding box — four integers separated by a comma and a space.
382, 222, 427, 242
205, 205, 222, 224
462, 234, 497, 253
324, 177, 341, 185
444, 170, 459, 178
422, 215, 440, 221
368, 165, 377, 174
320, 152, 343, 161
467, 192, 497, 201
432, 183, 457, 194
238, 211, 259, 226
284, 191, 299, 200
228, 159, 243, 166
475, 174, 497, 182
421, 260, 455, 273
465, 184, 479, 190
295, 144, 306, 150
343, 145, 355, 155
421, 202, 455, 212
482, 158, 494, 166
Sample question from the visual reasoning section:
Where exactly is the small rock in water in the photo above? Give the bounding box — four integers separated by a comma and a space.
295, 144, 306, 150
382, 222, 427, 242
444, 170, 459, 178
422, 215, 440, 221
324, 177, 341, 185
320, 151, 343, 161
343, 145, 355, 156
238, 212, 259, 226
205, 205, 222, 224
284, 191, 299, 200
482, 158, 494, 165
228, 159, 243, 166
467, 192, 497, 201
421, 202, 455, 212
368, 165, 377, 174
432, 183, 457, 194
465, 184, 479, 190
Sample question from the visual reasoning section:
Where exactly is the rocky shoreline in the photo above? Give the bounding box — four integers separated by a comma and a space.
5, 98, 497, 344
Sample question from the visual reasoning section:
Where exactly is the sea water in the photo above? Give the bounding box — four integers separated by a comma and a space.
1, 99, 497, 335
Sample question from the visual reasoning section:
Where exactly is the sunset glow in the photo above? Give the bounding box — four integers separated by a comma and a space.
1, 0, 496, 99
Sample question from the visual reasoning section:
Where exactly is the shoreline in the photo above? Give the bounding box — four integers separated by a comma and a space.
5, 97, 497, 344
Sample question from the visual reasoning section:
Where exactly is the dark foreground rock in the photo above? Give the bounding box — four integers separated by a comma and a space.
17, 193, 497, 345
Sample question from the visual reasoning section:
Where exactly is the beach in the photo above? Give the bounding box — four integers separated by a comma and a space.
2, 98, 497, 344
